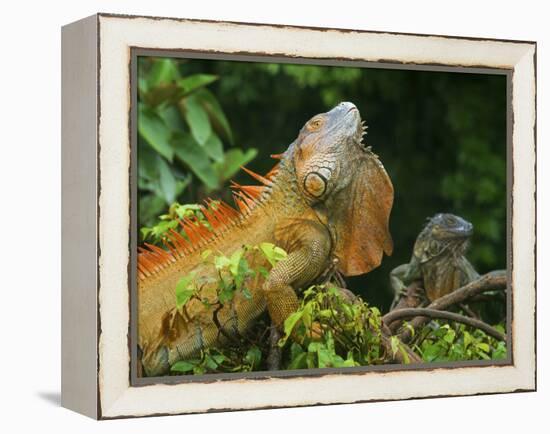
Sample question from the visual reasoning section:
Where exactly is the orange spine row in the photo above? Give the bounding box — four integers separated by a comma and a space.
137, 163, 278, 281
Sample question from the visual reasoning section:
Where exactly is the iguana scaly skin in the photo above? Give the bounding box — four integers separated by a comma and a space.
138, 102, 394, 376
390, 213, 479, 309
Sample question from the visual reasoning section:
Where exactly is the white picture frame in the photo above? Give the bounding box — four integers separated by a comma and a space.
61, 13, 536, 419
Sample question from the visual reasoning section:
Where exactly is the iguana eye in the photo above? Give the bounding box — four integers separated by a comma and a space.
444, 215, 456, 226
307, 117, 323, 131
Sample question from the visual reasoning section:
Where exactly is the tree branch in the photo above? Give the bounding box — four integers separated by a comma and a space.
383, 308, 506, 341
423, 270, 507, 311
391, 270, 507, 342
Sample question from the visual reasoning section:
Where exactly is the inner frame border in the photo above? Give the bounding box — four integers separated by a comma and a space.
128, 47, 514, 387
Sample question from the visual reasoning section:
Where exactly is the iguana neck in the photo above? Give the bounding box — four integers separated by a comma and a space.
420, 247, 477, 300
266, 153, 308, 215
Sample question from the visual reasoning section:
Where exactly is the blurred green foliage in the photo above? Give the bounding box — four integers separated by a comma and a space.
138, 56, 507, 311
137, 58, 257, 226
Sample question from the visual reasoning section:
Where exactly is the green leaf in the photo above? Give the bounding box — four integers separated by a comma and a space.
203, 133, 224, 162
218, 285, 235, 304
172, 203, 202, 219
179, 74, 219, 94
477, 342, 490, 353
194, 88, 233, 144
204, 355, 219, 370
141, 59, 182, 106
422, 343, 444, 362
144, 84, 183, 107
182, 95, 212, 145
170, 360, 196, 373
140, 219, 178, 243
138, 194, 165, 228
390, 336, 399, 358
443, 328, 456, 344
137, 139, 160, 181
148, 58, 178, 87
214, 254, 231, 270
259, 242, 288, 267
290, 342, 304, 358
157, 157, 177, 204
478, 350, 491, 360
175, 273, 196, 308
316, 346, 332, 368
399, 346, 411, 364
193, 366, 206, 375
138, 76, 149, 95
234, 257, 251, 291
158, 104, 187, 131
402, 321, 415, 338
211, 353, 226, 365
493, 341, 507, 359
463, 331, 473, 348
244, 346, 262, 369
229, 249, 244, 276
301, 302, 313, 329
288, 352, 308, 370
172, 132, 219, 190
281, 310, 303, 345
138, 103, 174, 162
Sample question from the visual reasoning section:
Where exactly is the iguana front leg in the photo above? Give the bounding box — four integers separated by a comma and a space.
264, 219, 331, 329
390, 264, 408, 309
390, 262, 421, 310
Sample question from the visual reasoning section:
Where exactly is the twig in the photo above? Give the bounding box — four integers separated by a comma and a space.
266, 325, 282, 370
317, 258, 347, 289
459, 303, 479, 320
212, 303, 242, 346
383, 308, 506, 341
379, 323, 422, 364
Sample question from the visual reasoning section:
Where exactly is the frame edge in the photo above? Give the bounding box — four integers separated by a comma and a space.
61, 13, 100, 420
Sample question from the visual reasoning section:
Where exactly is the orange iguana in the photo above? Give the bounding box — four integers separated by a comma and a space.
138, 102, 394, 376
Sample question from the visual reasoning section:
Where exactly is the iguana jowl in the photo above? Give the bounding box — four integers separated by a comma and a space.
138, 102, 394, 376
390, 213, 479, 309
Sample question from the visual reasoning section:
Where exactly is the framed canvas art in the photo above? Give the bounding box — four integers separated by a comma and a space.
61, 13, 536, 419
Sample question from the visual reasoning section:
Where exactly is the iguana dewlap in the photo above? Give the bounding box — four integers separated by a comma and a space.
138, 102, 394, 376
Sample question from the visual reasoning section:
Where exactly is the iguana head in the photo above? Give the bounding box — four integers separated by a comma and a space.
287, 101, 394, 276
414, 213, 474, 264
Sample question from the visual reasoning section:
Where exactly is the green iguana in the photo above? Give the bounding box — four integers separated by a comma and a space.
389, 213, 479, 310
138, 102, 394, 376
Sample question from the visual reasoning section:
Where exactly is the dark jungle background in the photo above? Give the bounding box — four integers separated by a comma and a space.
137, 56, 507, 313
